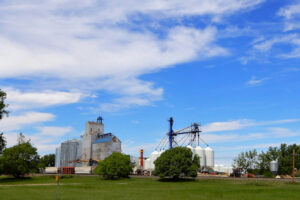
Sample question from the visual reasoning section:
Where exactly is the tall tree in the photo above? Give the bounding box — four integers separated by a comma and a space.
153, 147, 200, 179
0, 142, 39, 178
39, 154, 55, 169
0, 132, 6, 154
94, 152, 133, 179
233, 149, 258, 172
0, 89, 9, 120
17, 133, 30, 145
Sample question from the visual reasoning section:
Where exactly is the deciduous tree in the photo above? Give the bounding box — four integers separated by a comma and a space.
153, 147, 199, 179
94, 152, 133, 179
0, 142, 39, 178
0, 89, 9, 120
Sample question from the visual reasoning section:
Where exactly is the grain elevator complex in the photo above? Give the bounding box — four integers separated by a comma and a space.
49, 116, 229, 175
55, 117, 121, 170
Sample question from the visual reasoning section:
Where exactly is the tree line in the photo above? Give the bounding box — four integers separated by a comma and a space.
233, 144, 300, 176
0, 89, 55, 178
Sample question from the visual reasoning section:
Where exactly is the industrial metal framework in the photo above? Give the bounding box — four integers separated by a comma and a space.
156, 117, 209, 150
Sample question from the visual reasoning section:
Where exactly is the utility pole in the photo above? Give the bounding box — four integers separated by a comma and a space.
292, 149, 295, 183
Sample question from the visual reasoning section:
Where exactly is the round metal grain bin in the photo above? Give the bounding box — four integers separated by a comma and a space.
150, 150, 159, 170
187, 145, 195, 155
205, 146, 214, 168
195, 146, 206, 168
270, 160, 278, 174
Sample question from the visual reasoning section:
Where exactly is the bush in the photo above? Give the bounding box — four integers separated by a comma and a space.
153, 147, 199, 179
94, 152, 133, 179
263, 171, 275, 178
0, 142, 39, 178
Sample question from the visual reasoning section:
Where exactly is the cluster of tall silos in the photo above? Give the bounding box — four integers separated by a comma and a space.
144, 150, 164, 171
143, 146, 214, 172
187, 145, 214, 170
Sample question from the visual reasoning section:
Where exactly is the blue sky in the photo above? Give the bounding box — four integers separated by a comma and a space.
0, 0, 300, 166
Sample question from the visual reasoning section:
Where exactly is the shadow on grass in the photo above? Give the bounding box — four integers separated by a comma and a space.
0, 177, 32, 183
158, 178, 196, 182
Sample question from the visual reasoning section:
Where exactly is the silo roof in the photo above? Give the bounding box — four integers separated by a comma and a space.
93, 136, 113, 144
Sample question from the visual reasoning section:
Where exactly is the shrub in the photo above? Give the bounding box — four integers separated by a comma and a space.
94, 152, 133, 179
153, 147, 199, 179
263, 171, 275, 178
0, 142, 39, 178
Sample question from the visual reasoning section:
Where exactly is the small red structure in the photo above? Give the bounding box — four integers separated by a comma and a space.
62, 167, 75, 174
140, 149, 144, 168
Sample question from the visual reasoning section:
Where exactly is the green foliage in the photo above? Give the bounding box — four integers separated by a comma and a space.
38, 154, 55, 169
0, 89, 9, 120
0, 133, 6, 154
233, 144, 300, 175
232, 149, 258, 173
94, 152, 133, 179
0, 142, 39, 178
153, 147, 200, 179
263, 171, 275, 178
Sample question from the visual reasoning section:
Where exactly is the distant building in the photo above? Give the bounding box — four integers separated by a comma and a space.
55, 117, 121, 167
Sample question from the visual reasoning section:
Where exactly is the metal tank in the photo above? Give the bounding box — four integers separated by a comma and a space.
55, 147, 61, 168
150, 150, 159, 170
144, 158, 151, 170
270, 160, 278, 174
195, 146, 206, 168
158, 150, 165, 157
205, 146, 214, 168
187, 145, 195, 155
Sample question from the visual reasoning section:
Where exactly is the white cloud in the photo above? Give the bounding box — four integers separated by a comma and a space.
278, 3, 300, 19
0, 112, 55, 132
278, 2, 300, 31
268, 127, 300, 138
3, 87, 82, 110
36, 126, 72, 137
202, 118, 300, 133
3, 126, 73, 154
246, 77, 266, 86
251, 34, 300, 58
202, 119, 251, 132
122, 139, 159, 157
0, 0, 264, 110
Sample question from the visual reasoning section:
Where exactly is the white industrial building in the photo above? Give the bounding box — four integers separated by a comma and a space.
55, 117, 121, 168
143, 145, 214, 173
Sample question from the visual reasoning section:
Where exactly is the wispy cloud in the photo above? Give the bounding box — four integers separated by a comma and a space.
0, 0, 265, 111
3, 125, 73, 154
278, 2, 300, 31
202, 118, 300, 133
4, 87, 83, 111
0, 112, 55, 132
246, 76, 267, 86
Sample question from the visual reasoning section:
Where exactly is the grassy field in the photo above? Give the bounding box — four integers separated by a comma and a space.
0, 176, 299, 200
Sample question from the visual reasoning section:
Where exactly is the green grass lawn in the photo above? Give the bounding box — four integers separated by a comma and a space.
0, 176, 299, 200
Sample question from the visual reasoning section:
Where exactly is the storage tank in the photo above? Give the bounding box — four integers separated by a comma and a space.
158, 150, 165, 157
45, 167, 58, 174
270, 160, 278, 174
150, 150, 159, 170
144, 158, 151, 170
187, 145, 195, 155
195, 146, 206, 168
75, 166, 92, 174
205, 146, 214, 168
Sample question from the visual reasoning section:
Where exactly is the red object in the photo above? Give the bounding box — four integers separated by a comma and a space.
247, 173, 256, 178
140, 149, 144, 167
62, 167, 75, 174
